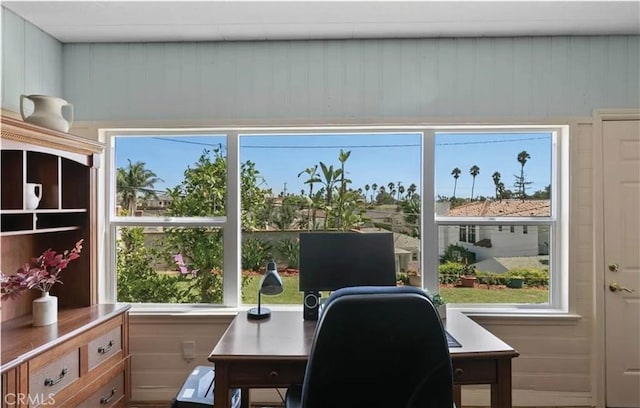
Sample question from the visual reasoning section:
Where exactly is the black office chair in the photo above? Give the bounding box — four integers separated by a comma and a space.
285, 285, 454, 408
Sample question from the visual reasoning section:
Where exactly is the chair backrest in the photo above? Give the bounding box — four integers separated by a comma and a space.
300, 286, 454, 408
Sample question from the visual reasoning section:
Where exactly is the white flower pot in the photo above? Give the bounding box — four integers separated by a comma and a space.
32, 291, 57, 326
437, 304, 447, 321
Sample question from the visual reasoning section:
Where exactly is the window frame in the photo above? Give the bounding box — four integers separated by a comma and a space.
100, 124, 569, 314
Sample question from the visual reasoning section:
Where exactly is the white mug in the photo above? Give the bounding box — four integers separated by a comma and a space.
25, 183, 43, 210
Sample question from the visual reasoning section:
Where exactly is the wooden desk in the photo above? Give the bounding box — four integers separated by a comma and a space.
208, 310, 518, 408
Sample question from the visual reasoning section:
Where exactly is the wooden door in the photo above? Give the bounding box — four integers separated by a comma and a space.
603, 118, 640, 408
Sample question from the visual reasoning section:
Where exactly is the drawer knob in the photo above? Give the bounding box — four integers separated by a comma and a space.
269, 371, 279, 378
100, 388, 116, 404
454, 368, 464, 379
44, 367, 68, 386
98, 340, 114, 354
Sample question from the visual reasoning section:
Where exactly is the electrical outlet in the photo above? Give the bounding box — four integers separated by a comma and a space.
182, 340, 195, 360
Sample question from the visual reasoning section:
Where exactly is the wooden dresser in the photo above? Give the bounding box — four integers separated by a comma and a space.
1, 305, 131, 408
1, 115, 130, 407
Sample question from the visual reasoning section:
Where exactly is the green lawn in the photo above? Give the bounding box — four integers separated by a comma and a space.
241, 276, 549, 305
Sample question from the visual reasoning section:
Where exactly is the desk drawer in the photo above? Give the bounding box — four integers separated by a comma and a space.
228, 362, 306, 387
452, 359, 496, 384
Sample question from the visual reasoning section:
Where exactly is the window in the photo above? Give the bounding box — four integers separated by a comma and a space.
103, 125, 567, 312
238, 132, 422, 306
468, 225, 477, 244
434, 129, 563, 308
107, 133, 233, 305
459, 226, 467, 242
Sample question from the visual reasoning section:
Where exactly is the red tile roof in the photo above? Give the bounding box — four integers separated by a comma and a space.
447, 199, 550, 217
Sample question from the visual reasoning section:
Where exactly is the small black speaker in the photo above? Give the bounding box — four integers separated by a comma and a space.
303, 291, 320, 321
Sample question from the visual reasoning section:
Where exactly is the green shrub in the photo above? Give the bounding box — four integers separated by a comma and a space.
396, 272, 409, 285
242, 237, 273, 271
439, 262, 465, 284
474, 269, 549, 288
441, 244, 476, 264
276, 238, 299, 269
507, 269, 549, 287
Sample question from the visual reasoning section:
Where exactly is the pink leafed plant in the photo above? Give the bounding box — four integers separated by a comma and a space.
1, 239, 84, 301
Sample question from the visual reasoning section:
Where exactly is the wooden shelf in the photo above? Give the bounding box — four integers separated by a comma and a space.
0, 226, 80, 237
1, 114, 104, 319
0, 209, 88, 214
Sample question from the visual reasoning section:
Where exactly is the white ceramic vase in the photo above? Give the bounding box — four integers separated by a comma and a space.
25, 182, 42, 210
32, 291, 58, 326
20, 94, 74, 133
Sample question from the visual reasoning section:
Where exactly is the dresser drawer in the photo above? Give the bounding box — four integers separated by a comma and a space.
88, 325, 122, 371
77, 371, 125, 408
452, 359, 497, 384
29, 349, 80, 403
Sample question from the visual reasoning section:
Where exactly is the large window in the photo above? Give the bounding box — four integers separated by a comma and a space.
238, 132, 422, 306
433, 130, 561, 308
104, 125, 567, 312
108, 134, 231, 305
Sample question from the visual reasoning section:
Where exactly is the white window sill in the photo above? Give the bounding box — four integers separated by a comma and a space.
126, 303, 581, 322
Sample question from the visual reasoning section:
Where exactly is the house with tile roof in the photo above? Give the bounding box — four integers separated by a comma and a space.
441, 199, 550, 269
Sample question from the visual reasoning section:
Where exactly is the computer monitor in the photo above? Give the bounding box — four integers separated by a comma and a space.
298, 231, 397, 291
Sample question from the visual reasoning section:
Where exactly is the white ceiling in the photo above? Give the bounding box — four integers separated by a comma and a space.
3, 1, 639, 43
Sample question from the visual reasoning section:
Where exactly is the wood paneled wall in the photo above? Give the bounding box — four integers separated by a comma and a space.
1, 7, 63, 112
58, 36, 639, 121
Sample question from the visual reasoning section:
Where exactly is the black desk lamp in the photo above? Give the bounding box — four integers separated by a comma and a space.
248, 261, 283, 320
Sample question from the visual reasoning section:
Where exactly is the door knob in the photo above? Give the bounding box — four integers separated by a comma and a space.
609, 282, 634, 293
608, 263, 619, 272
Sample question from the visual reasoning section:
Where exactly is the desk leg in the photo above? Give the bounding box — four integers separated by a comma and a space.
214, 362, 230, 408
491, 359, 512, 408
454, 385, 462, 408
240, 388, 249, 408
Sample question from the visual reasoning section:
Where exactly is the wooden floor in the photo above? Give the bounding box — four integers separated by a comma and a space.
128, 403, 591, 408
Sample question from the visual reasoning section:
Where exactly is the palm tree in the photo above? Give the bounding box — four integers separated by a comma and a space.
469, 165, 480, 200
398, 184, 405, 201
407, 183, 417, 199
117, 159, 163, 215
492, 171, 501, 200
371, 183, 378, 203
451, 168, 461, 198
517, 150, 531, 199
297, 165, 321, 229
336, 149, 352, 229
364, 184, 370, 202
387, 182, 395, 196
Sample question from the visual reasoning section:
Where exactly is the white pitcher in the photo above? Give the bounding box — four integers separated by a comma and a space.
20, 94, 74, 133
25, 183, 42, 210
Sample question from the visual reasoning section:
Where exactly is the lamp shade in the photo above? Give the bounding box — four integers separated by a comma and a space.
260, 261, 284, 295
247, 261, 283, 320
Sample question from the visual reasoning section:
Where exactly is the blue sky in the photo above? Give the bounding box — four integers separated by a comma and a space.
114, 131, 551, 199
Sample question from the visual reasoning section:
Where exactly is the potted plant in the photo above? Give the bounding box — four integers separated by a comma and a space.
427, 291, 447, 320
1, 240, 84, 326
507, 275, 525, 289
407, 270, 421, 287
459, 263, 477, 288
